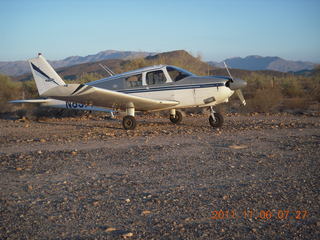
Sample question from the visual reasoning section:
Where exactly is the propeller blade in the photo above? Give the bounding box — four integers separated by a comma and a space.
224, 62, 246, 106
224, 61, 233, 80
236, 89, 246, 106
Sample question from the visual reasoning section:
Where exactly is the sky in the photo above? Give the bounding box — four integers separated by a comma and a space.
0, 0, 319, 62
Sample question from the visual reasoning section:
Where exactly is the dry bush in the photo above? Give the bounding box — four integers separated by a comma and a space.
282, 98, 309, 110
75, 73, 105, 84
0, 75, 21, 113
21, 80, 38, 98
311, 86, 320, 102
247, 87, 283, 112
280, 77, 305, 98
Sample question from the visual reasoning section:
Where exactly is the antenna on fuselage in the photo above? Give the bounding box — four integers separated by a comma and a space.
99, 63, 116, 77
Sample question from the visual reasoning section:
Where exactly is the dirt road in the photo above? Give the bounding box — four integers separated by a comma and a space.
1, 113, 319, 239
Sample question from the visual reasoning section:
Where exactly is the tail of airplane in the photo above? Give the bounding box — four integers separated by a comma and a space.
29, 53, 66, 96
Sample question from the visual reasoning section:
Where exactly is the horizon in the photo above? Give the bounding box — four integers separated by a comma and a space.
1, 0, 319, 63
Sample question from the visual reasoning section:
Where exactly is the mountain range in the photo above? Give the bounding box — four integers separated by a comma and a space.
208, 55, 315, 72
0, 50, 155, 76
0, 50, 316, 77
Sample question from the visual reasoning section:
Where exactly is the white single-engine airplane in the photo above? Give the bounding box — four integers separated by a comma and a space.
12, 53, 246, 130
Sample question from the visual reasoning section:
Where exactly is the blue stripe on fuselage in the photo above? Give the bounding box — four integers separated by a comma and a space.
119, 82, 225, 94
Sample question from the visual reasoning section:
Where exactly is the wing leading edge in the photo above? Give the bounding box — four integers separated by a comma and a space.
41, 84, 179, 111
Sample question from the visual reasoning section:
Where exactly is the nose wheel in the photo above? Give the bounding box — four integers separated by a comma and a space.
209, 107, 223, 128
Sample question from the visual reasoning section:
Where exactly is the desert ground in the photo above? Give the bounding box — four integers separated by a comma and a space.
0, 113, 319, 239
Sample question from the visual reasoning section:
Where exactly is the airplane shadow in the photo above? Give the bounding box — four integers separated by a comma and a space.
36, 119, 124, 130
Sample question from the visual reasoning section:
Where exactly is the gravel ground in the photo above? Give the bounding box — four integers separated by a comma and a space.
0, 113, 319, 239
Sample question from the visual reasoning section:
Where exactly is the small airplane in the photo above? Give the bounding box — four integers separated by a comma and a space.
11, 53, 247, 130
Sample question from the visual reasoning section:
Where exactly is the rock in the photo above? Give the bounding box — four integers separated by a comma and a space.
229, 144, 248, 149
71, 151, 77, 155
105, 227, 116, 232
142, 210, 151, 215
122, 232, 133, 238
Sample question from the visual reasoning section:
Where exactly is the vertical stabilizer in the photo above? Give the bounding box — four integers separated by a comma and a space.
29, 54, 66, 96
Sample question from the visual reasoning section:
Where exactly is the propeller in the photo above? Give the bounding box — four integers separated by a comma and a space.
224, 62, 246, 106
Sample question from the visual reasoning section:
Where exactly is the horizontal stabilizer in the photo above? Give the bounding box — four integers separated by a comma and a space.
10, 99, 50, 103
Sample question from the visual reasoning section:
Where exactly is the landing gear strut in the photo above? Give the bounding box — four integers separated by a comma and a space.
169, 109, 182, 124
209, 106, 223, 128
122, 106, 136, 130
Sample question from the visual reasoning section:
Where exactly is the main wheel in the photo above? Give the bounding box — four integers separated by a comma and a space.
122, 115, 137, 130
170, 110, 182, 124
209, 112, 224, 128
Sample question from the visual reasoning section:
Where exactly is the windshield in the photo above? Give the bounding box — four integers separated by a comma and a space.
166, 66, 193, 82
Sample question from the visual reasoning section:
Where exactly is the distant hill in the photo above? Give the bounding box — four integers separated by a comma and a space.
0, 50, 155, 76
208, 55, 315, 72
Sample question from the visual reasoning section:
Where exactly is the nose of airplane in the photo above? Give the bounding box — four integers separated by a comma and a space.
229, 78, 247, 90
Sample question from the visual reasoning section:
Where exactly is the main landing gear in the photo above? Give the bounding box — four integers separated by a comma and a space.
122, 115, 136, 130
169, 109, 183, 124
209, 106, 223, 128
122, 107, 137, 130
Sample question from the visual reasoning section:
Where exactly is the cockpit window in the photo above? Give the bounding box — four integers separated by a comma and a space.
125, 74, 142, 88
146, 70, 166, 85
166, 66, 193, 82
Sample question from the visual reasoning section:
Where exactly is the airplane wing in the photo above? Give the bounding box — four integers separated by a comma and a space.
42, 84, 179, 111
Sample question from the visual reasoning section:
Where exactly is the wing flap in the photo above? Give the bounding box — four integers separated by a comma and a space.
42, 84, 179, 111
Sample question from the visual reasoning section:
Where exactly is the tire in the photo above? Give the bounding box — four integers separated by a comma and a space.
209, 112, 224, 128
170, 110, 182, 124
122, 115, 137, 130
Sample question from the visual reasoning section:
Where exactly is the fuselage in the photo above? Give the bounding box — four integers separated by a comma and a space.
86, 65, 235, 111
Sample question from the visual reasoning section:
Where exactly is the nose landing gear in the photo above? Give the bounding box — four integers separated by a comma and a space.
209, 106, 223, 128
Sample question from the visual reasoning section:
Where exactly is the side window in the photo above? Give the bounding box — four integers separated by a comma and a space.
125, 74, 142, 88
146, 70, 166, 85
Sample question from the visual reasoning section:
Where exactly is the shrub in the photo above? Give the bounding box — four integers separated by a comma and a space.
280, 77, 305, 98
0, 74, 21, 113
282, 98, 309, 110
21, 80, 38, 98
247, 87, 283, 112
